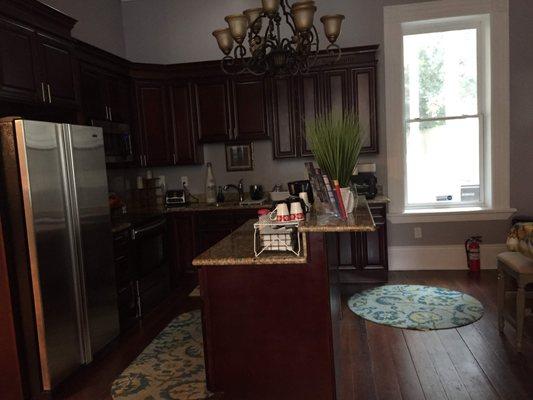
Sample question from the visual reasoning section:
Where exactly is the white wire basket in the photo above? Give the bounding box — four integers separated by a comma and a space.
253, 216, 301, 257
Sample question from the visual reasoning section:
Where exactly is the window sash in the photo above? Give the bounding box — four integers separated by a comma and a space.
404, 114, 485, 209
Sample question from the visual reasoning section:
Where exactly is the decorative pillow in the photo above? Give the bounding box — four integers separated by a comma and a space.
507, 223, 533, 259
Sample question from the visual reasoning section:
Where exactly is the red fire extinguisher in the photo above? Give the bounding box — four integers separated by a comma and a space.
465, 236, 482, 272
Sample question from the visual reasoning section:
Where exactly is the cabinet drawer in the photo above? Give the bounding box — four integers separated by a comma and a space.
369, 203, 386, 218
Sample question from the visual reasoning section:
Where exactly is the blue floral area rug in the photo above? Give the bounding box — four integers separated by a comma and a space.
347, 285, 484, 330
111, 310, 211, 399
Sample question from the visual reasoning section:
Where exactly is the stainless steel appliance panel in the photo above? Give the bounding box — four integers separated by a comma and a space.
15, 120, 84, 390
65, 124, 119, 357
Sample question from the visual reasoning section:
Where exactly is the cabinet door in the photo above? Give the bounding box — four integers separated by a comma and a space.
168, 214, 196, 284
193, 77, 232, 142
271, 77, 298, 159
107, 78, 131, 124
232, 76, 269, 140
297, 72, 321, 157
169, 83, 202, 165
135, 81, 174, 166
0, 18, 41, 103
351, 67, 378, 153
79, 66, 107, 121
322, 68, 350, 115
36, 33, 78, 108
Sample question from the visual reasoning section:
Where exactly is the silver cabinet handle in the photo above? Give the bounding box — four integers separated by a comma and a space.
109, 107, 113, 121
47, 84, 52, 103
41, 82, 46, 103
105, 106, 108, 120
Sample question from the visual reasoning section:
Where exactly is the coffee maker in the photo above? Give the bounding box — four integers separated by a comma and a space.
287, 180, 314, 204
351, 163, 377, 199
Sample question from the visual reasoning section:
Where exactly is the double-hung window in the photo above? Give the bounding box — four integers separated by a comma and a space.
384, 0, 514, 223
404, 22, 484, 208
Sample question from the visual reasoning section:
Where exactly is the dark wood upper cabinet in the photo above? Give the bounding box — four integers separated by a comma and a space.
36, 33, 78, 108
232, 76, 269, 141
79, 66, 107, 121
0, 17, 41, 104
297, 72, 321, 157
322, 68, 350, 115
351, 67, 378, 153
272, 46, 379, 158
79, 63, 131, 124
107, 79, 131, 124
271, 77, 298, 159
194, 77, 232, 143
135, 81, 174, 166
168, 82, 203, 165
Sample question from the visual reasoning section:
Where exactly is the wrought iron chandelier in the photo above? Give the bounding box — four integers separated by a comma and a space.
212, 0, 345, 76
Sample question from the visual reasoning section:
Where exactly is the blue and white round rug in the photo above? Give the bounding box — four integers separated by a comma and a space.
347, 285, 484, 330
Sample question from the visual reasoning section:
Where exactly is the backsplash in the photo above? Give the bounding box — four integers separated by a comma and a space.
107, 141, 384, 198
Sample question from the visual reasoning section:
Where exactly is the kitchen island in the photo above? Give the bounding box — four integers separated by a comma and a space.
193, 197, 375, 400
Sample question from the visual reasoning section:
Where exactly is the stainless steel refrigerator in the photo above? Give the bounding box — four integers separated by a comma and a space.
0, 119, 119, 391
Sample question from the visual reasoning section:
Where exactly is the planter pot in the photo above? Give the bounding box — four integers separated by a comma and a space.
340, 187, 356, 214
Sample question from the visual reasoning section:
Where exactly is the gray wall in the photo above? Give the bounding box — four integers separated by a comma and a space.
40, 0, 126, 57
119, 0, 532, 246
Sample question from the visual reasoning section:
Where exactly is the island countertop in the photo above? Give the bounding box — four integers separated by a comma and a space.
299, 196, 376, 233
192, 219, 308, 266
192, 196, 375, 266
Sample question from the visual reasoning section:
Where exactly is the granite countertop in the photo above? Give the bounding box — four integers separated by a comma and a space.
192, 219, 308, 266
298, 196, 376, 233
367, 195, 390, 204
192, 197, 376, 266
167, 201, 271, 213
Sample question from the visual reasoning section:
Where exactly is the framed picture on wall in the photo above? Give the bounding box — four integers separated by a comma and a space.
225, 142, 254, 172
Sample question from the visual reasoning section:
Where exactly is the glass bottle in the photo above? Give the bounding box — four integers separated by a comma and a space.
205, 162, 217, 204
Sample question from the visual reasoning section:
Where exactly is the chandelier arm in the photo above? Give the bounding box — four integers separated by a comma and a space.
279, 0, 297, 35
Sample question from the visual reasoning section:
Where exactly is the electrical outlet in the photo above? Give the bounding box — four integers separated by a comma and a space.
414, 227, 422, 239
180, 176, 189, 188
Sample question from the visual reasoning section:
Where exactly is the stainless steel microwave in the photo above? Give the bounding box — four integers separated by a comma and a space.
91, 120, 133, 165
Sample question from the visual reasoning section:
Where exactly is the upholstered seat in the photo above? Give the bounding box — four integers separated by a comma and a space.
497, 251, 533, 352
497, 252, 533, 275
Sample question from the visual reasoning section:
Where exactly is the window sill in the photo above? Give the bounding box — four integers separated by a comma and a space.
388, 207, 517, 223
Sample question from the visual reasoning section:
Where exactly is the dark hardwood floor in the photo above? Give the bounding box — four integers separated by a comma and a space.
52, 270, 533, 400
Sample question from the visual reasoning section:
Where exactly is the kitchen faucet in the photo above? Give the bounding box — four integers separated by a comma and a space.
223, 179, 244, 203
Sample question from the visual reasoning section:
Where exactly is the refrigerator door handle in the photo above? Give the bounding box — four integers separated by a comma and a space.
60, 125, 93, 364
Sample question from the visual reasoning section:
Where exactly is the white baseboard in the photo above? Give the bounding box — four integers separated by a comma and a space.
388, 243, 508, 271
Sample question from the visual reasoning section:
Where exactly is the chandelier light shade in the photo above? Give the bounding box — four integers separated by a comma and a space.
224, 14, 249, 44
261, 0, 281, 14
213, 0, 345, 75
320, 14, 345, 43
291, 2, 317, 32
244, 8, 264, 33
212, 28, 234, 55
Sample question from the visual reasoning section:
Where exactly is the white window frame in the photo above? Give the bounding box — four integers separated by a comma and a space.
384, 0, 515, 223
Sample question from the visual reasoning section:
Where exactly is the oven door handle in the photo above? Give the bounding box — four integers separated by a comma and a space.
132, 218, 166, 240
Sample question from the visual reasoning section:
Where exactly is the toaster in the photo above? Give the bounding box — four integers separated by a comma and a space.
165, 190, 189, 207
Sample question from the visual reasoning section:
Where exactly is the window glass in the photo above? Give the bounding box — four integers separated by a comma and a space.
404, 29, 478, 120
403, 28, 481, 207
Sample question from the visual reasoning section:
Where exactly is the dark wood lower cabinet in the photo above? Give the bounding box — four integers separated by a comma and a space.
167, 208, 260, 275
112, 228, 138, 332
336, 201, 388, 283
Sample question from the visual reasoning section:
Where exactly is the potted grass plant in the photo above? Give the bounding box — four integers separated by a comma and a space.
307, 112, 363, 214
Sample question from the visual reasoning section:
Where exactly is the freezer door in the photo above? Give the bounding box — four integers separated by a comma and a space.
14, 120, 84, 390
64, 124, 119, 358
